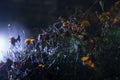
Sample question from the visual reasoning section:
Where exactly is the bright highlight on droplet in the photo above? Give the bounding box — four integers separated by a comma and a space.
0, 23, 30, 62
0, 36, 9, 62
8, 24, 11, 27
0, 36, 8, 51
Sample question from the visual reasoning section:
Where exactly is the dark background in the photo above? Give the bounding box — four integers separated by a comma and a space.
0, 0, 116, 28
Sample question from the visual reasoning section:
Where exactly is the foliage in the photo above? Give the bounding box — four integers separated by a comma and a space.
1, 0, 120, 80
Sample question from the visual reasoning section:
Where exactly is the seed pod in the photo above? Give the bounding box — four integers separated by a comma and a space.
9, 36, 17, 46
89, 39, 95, 49
45, 33, 49, 40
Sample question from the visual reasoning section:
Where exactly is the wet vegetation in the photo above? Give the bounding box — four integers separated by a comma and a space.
0, 0, 120, 80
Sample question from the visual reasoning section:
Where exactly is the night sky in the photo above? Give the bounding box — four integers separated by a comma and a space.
0, 0, 116, 28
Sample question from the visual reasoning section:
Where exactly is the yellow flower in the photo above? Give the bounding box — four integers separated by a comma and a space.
81, 56, 95, 68
30, 39, 35, 42
81, 56, 89, 62
89, 62, 95, 68
61, 21, 70, 29
113, 16, 120, 24
80, 20, 90, 27
38, 64, 45, 68
99, 12, 111, 22
114, 1, 120, 10
25, 38, 31, 44
25, 38, 35, 44
63, 21, 70, 26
